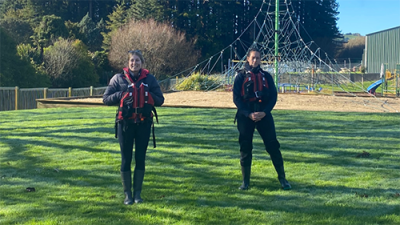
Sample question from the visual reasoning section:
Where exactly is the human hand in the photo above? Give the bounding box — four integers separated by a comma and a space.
252, 112, 266, 122
249, 113, 257, 121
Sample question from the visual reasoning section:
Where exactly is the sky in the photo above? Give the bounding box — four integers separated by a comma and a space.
336, 0, 400, 36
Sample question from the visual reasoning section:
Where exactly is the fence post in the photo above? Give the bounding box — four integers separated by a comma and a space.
68, 87, 72, 97
44, 88, 47, 99
15, 86, 19, 110
361, 73, 364, 88
90, 86, 93, 96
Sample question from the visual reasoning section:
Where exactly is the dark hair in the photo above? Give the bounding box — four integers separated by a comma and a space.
248, 46, 261, 55
128, 50, 145, 64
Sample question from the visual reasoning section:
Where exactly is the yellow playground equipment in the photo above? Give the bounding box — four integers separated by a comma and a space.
383, 64, 400, 97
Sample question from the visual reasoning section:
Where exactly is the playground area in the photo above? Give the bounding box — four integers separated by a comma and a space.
69, 91, 400, 113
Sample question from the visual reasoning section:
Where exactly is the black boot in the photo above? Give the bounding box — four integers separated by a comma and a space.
133, 169, 145, 203
239, 166, 251, 190
275, 165, 291, 190
121, 171, 133, 205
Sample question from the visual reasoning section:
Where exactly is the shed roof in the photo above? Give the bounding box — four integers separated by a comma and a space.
366, 26, 400, 36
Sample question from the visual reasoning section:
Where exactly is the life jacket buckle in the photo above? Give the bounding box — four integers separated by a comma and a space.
255, 91, 263, 98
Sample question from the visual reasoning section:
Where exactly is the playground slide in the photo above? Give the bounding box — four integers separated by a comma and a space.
367, 79, 383, 93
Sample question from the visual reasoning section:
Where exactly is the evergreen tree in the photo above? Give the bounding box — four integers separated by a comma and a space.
105, 4, 127, 31
102, 4, 128, 51
0, 18, 33, 44
77, 12, 103, 52
0, 0, 37, 22
291, 0, 340, 57
32, 15, 69, 48
0, 27, 49, 87
127, 0, 149, 20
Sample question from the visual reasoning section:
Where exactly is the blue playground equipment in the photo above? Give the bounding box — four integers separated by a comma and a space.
366, 80, 383, 94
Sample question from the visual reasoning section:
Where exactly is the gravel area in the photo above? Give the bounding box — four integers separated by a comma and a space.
71, 91, 400, 113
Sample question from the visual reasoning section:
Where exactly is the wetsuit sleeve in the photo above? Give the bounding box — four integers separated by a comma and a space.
103, 75, 123, 106
262, 73, 277, 113
149, 75, 165, 107
233, 72, 252, 118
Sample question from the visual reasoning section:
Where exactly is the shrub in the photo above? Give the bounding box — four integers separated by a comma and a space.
175, 73, 221, 91
43, 38, 98, 87
108, 19, 200, 80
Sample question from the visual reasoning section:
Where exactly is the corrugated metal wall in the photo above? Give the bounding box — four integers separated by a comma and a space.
365, 26, 400, 73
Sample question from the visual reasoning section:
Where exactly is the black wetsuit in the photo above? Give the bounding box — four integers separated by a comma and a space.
233, 63, 284, 170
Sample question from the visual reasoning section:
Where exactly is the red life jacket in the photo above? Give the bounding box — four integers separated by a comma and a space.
241, 70, 269, 102
117, 68, 158, 123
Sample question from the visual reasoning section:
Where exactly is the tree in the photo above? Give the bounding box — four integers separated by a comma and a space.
108, 19, 200, 80
127, 0, 164, 21
0, 0, 37, 22
0, 18, 33, 44
77, 12, 103, 52
0, 27, 50, 87
28, 0, 117, 23
291, 0, 341, 57
43, 38, 98, 87
32, 15, 69, 48
102, 3, 128, 51
335, 36, 365, 63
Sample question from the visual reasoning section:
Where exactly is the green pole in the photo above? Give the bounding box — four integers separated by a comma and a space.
274, 0, 279, 91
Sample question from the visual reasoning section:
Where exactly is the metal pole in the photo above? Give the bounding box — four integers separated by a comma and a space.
381, 64, 386, 97
396, 72, 399, 97
228, 59, 231, 84
396, 71, 399, 98
221, 52, 223, 74
274, 0, 279, 90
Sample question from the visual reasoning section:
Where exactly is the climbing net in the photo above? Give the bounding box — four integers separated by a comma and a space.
159, 0, 399, 112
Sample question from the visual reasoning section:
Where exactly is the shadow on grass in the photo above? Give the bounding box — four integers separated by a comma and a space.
0, 107, 399, 224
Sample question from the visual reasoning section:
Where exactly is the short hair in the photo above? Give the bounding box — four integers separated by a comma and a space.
128, 50, 145, 64
248, 47, 261, 55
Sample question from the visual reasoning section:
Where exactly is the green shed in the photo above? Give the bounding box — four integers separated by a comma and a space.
364, 26, 400, 73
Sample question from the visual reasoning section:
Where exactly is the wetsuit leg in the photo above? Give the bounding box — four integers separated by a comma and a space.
118, 121, 135, 172
237, 115, 256, 167
256, 113, 283, 168
134, 121, 152, 170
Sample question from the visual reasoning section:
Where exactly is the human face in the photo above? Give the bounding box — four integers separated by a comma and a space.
247, 51, 261, 68
129, 54, 142, 73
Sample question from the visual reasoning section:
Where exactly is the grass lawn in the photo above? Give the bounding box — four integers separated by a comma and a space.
0, 107, 399, 224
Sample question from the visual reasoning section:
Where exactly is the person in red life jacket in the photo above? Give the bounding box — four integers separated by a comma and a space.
103, 50, 164, 205
233, 47, 291, 191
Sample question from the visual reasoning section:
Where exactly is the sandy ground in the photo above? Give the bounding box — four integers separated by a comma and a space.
74, 91, 400, 113
162, 91, 400, 113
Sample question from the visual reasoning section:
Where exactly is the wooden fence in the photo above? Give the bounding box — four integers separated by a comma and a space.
0, 86, 107, 111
